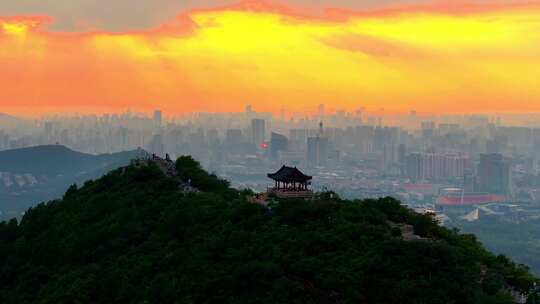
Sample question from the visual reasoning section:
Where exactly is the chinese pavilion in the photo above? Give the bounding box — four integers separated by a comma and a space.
267, 166, 313, 198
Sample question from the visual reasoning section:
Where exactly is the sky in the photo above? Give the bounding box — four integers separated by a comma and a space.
1, 0, 540, 116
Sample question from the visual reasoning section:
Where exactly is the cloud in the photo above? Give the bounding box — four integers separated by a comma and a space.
0, 0, 523, 31
1, 1, 540, 115
320, 33, 427, 59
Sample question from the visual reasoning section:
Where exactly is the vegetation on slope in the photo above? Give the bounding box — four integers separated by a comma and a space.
0, 158, 537, 303
0, 145, 143, 217
452, 212, 540, 276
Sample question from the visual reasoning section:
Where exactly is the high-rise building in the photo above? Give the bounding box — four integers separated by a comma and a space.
355, 125, 374, 153
398, 144, 407, 176
477, 153, 511, 196
251, 119, 265, 146
225, 129, 243, 145
307, 123, 329, 167
406, 153, 471, 182
373, 126, 399, 153
270, 132, 288, 159
463, 169, 476, 194
406, 153, 424, 181
381, 143, 397, 172
307, 136, 329, 167
153, 110, 163, 129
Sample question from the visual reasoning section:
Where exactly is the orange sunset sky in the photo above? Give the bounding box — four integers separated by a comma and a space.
1, 0, 540, 117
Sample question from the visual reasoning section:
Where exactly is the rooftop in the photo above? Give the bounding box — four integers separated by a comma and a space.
267, 166, 312, 183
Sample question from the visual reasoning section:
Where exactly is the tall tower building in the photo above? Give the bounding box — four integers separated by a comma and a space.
477, 153, 511, 196
307, 122, 329, 167
398, 144, 407, 176
251, 119, 265, 146
153, 110, 163, 129
463, 169, 476, 194
270, 132, 288, 160
406, 153, 423, 182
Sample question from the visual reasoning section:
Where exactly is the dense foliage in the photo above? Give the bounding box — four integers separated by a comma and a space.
0, 160, 537, 303
175, 155, 231, 194
451, 209, 540, 276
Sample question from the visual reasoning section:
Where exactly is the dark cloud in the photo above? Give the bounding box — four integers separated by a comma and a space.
0, 0, 432, 31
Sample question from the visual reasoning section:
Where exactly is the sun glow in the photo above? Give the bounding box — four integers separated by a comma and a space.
2, 22, 30, 36
1, 2, 540, 116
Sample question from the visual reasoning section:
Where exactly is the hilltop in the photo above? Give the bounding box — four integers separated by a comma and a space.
0, 157, 537, 303
0, 145, 145, 217
0, 145, 142, 175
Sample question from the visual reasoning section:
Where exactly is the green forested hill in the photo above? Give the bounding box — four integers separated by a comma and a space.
0, 145, 140, 175
0, 145, 144, 218
0, 157, 537, 303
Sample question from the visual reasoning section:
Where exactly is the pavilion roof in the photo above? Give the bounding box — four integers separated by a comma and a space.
267, 166, 312, 183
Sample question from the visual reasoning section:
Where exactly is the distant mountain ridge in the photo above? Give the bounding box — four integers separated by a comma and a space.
0, 113, 23, 124
0, 145, 142, 175
0, 145, 145, 218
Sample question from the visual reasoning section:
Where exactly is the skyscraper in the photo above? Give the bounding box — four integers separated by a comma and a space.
398, 144, 407, 176
270, 132, 288, 160
406, 153, 424, 182
477, 153, 511, 196
153, 110, 163, 129
463, 169, 476, 194
307, 122, 329, 167
306, 136, 330, 167
251, 119, 265, 146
